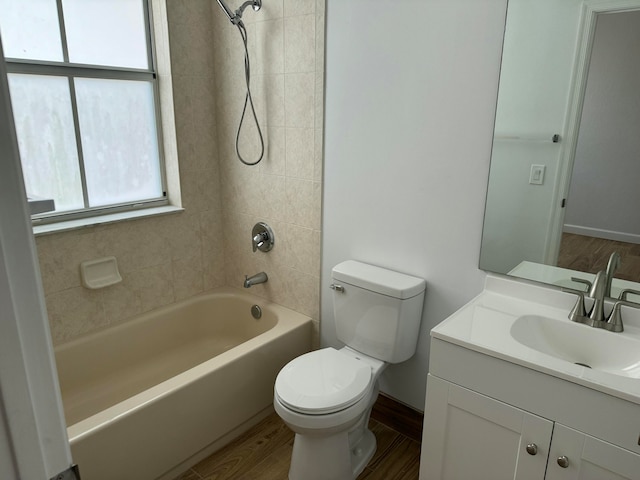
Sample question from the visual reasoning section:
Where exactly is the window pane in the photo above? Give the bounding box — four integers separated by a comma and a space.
8, 74, 84, 212
0, 0, 63, 61
62, 0, 149, 69
75, 78, 162, 207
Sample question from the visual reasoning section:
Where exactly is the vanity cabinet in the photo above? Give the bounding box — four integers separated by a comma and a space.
422, 375, 552, 479
421, 375, 640, 480
418, 275, 640, 480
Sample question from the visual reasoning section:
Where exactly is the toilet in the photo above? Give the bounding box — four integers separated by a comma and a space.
273, 260, 426, 480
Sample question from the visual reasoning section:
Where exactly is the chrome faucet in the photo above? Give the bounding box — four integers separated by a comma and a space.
252, 222, 274, 252
244, 272, 268, 288
565, 252, 628, 332
587, 270, 607, 322
605, 251, 621, 297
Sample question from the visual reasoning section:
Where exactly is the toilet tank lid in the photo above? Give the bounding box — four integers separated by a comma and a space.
332, 260, 426, 299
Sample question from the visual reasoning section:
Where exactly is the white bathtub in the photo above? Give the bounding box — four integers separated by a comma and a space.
54, 287, 312, 480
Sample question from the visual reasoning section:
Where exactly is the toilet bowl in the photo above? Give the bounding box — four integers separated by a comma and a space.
273, 260, 426, 480
274, 347, 385, 480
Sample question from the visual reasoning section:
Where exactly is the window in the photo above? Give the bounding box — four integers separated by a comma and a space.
0, 0, 166, 224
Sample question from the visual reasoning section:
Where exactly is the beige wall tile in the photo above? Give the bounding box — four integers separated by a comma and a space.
163, 212, 203, 261
179, 168, 219, 213
284, 73, 315, 128
254, 74, 285, 128
314, 68, 324, 128
200, 210, 225, 291
315, 8, 325, 73
284, 15, 315, 73
285, 178, 321, 229
172, 254, 205, 300
285, 127, 314, 179
100, 277, 144, 326
45, 287, 106, 344
253, 173, 287, 220
99, 219, 171, 275
257, 0, 284, 21
281, 267, 319, 318
256, 19, 285, 75
314, 127, 324, 182
284, 223, 318, 275
168, 19, 214, 76
128, 262, 176, 313
36, 229, 105, 293
260, 126, 286, 176
284, 0, 315, 16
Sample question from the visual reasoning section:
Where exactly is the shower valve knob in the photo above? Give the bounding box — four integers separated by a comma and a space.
251, 222, 274, 252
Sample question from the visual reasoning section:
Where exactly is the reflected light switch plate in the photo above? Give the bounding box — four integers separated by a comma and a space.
529, 164, 546, 185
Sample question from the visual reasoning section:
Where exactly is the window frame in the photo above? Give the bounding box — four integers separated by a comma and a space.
3, 0, 168, 226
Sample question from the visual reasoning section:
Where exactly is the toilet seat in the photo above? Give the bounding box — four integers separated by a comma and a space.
275, 347, 372, 415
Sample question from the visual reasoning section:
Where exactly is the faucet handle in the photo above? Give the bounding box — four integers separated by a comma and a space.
570, 277, 592, 293
251, 222, 274, 253
606, 301, 625, 332
619, 288, 640, 302
563, 289, 587, 322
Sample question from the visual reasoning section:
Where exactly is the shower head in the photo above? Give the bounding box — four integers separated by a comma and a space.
216, 0, 262, 25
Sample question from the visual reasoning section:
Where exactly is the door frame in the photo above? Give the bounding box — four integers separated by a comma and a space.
546, 0, 640, 264
0, 38, 74, 479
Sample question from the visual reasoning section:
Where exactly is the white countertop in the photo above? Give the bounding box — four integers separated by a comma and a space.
431, 274, 640, 405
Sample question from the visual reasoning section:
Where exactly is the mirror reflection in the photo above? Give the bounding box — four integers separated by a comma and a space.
480, 0, 640, 295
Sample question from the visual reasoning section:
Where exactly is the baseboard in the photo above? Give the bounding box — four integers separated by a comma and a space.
563, 224, 640, 244
371, 393, 424, 443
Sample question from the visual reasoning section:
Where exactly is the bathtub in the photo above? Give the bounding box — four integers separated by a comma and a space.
54, 287, 312, 480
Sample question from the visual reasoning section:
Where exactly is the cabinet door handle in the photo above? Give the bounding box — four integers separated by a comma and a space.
557, 456, 569, 468
526, 443, 538, 455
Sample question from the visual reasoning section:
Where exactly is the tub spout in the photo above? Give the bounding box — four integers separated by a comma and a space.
244, 272, 268, 288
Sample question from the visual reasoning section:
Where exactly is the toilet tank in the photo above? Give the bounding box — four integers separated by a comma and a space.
331, 260, 426, 363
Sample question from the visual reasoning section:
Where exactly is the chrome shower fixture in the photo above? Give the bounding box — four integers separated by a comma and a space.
214, 0, 265, 166
216, 0, 262, 26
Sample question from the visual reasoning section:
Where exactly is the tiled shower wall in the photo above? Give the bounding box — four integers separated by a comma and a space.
215, 0, 325, 344
36, 0, 324, 345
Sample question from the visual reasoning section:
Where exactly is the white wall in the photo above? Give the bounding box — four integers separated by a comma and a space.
564, 10, 640, 243
322, 0, 507, 410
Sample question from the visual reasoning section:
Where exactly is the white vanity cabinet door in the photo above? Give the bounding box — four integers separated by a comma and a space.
420, 375, 553, 480
545, 424, 640, 480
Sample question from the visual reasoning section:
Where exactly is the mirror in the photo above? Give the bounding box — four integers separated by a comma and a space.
480, 0, 640, 295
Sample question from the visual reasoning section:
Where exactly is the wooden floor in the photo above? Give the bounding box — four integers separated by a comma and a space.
557, 233, 640, 283
173, 395, 423, 480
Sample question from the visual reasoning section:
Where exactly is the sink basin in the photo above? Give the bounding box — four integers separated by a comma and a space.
510, 315, 640, 378
431, 274, 640, 404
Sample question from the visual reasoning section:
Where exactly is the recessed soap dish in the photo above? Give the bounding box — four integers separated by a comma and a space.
80, 256, 122, 289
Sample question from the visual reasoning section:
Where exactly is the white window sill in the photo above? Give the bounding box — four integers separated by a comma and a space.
33, 205, 184, 236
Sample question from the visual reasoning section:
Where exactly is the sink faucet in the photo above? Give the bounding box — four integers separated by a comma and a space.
564, 252, 626, 332
587, 270, 607, 322
605, 251, 621, 297
244, 272, 268, 288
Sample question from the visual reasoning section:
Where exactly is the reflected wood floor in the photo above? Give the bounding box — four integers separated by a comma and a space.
557, 233, 640, 283
173, 395, 422, 480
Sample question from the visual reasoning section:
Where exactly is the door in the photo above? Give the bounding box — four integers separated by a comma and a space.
0, 36, 75, 479
420, 375, 553, 480
546, 424, 640, 480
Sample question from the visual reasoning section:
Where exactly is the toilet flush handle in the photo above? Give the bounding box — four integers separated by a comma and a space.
330, 284, 345, 293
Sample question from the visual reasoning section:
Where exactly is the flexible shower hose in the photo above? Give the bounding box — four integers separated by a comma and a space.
234, 21, 264, 166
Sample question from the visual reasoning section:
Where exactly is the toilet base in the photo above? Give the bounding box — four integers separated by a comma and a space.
288, 427, 376, 480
